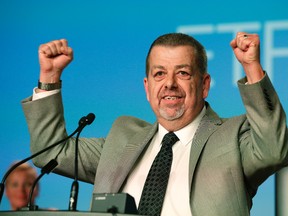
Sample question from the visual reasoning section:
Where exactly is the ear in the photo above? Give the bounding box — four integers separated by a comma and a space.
143, 77, 150, 102
202, 73, 211, 99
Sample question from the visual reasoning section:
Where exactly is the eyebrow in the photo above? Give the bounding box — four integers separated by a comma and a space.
151, 64, 192, 70
175, 64, 192, 70
151, 65, 165, 70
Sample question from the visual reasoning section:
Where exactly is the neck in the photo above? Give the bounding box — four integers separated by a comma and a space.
159, 116, 196, 132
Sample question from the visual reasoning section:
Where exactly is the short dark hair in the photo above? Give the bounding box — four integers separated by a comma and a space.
146, 33, 207, 77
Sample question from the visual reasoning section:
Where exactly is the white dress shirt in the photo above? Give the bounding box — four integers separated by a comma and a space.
122, 107, 206, 216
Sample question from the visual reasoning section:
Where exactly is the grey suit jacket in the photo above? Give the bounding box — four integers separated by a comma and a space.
22, 74, 288, 216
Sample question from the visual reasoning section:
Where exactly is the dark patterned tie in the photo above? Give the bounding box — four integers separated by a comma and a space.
138, 132, 179, 216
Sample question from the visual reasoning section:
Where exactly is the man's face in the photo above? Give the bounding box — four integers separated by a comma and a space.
144, 45, 210, 130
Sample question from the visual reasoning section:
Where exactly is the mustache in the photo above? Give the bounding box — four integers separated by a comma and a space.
159, 90, 184, 98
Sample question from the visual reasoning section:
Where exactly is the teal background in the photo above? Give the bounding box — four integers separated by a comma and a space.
0, 1, 288, 215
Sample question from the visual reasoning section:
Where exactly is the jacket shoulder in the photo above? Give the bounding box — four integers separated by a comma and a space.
111, 116, 153, 133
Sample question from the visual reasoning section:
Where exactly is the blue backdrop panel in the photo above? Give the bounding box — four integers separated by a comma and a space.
0, 1, 287, 215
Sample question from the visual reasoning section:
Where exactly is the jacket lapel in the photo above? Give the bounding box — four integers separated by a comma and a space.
189, 103, 222, 189
109, 122, 158, 193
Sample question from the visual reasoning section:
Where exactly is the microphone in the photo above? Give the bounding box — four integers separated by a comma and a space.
0, 113, 96, 206
68, 113, 95, 211
79, 113, 95, 129
22, 159, 58, 211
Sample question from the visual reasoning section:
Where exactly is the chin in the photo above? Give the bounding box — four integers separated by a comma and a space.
160, 108, 184, 121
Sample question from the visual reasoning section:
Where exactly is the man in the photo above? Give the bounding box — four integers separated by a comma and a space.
5, 162, 39, 210
22, 32, 288, 215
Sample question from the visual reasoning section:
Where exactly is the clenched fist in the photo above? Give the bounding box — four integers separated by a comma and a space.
230, 32, 264, 84
38, 39, 73, 84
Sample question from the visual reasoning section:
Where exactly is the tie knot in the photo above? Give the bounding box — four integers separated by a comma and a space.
162, 132, 179, 148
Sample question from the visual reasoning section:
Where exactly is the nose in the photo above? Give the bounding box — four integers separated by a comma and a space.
19, 185, 27, 194
19, 183, 31, 195
165, 73, 178, 89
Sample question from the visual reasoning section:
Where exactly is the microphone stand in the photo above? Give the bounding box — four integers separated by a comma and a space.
0, 113, 95, 206
23, 159, 58, 211
68, 114, 94, 211
68, 131, 80, 211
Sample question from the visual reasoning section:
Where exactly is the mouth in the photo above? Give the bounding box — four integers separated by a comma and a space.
161, 95, 184, 107
163, 96, 181, 100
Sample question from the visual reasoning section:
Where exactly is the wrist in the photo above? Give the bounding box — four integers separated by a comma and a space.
243, 63, 264, 84
38, 80, 62, 91
39, 70, 62, 83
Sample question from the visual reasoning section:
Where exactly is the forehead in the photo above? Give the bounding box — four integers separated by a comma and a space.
149, 45, 195, 63
7, 170, 36, 182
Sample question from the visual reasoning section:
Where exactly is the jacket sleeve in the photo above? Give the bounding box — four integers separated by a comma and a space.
238, 73, 288, 191
21, 92, 104, 184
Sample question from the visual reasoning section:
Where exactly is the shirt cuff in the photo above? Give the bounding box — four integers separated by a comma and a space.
32, 87, 60, 101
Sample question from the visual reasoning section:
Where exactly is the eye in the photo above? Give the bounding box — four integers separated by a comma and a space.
23, 182, 34, 189
154, 71, 165, 77
10, 182, 20, 188
153, 71, 166, 81
176, 71, 192, 80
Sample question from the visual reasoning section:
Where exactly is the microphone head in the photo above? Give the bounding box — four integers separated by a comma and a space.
79, 113, 96, 126
86, 113, 96, 125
